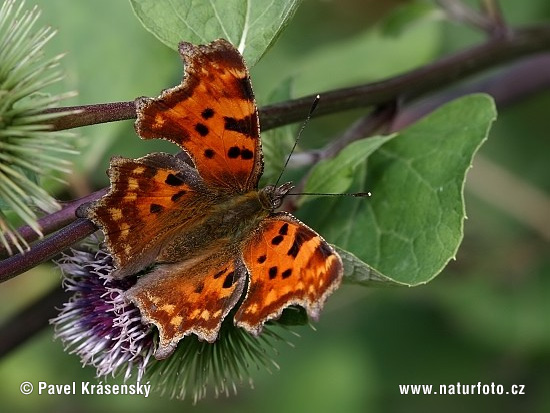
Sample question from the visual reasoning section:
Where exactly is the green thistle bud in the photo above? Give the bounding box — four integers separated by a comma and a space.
0, 0, 76, 255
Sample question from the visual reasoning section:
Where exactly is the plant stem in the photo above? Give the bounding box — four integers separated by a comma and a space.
259, 25, 550, 130
481, 0, 507, 36
43, 25, 550, 133
436, 0, 496, 34
0, 219, 96, 283
43, 101, 136, 130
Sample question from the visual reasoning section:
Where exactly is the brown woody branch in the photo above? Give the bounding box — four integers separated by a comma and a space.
43, 25, 550, 132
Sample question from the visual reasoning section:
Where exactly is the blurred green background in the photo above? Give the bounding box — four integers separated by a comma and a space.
1, 0, 549, 412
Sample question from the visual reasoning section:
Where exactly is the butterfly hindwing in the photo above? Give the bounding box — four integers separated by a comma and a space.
135, 39, 262, 192
125, 249, 247, 359
235, 212, 344, 334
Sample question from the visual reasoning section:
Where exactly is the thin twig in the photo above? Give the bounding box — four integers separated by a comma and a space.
391, 54, 550, 130
0, 219, 97, 283
259, 25, 550, 130
43, 101, 136, 131
436, 0, 496, 34
481, 0, 507, 37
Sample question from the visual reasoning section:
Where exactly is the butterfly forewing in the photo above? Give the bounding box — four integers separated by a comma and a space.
135, 39, 262, 192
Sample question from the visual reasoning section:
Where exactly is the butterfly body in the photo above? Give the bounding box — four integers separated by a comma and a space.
86, 39, 343, 359
156, 184, 291, 264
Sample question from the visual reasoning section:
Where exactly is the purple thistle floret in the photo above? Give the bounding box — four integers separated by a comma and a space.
51, 247, 154, 382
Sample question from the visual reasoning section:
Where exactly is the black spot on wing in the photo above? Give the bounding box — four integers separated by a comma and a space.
287, 226, 316, 258
150, 204, 164, 214
165, 173, 185, 186
171, 190, 187, 202
204, 149, 215, 159
271, 235, 284, 246
257, 255, 266, 264
227, 146, 253, 160
222, 271, 235, 288
201, 108, 214, 119
228, 146, 240, 159
268, 266, 278, 279
195, 123, 209, 137
281, 269, 292, 279
241, 148, 253, 160
224, 115, 254, 137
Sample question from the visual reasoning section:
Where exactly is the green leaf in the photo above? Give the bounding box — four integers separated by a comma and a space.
299, 94, 497, 286
336, 246, 402, 287
129, 0, 302, 65
305, 135, 396, 197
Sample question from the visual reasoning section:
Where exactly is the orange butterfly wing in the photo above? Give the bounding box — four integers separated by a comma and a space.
125, 250, 247, 359
235, 213, 343, 334
86, 152, 210, 278
135, 39, 262, 192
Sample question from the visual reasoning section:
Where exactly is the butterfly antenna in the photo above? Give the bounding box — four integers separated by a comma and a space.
287, 191, 372, 198
274, 95, 320, 187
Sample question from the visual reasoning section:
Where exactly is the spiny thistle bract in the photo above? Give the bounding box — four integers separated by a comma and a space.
52, 242, 303, 402
0, 0, 76, 255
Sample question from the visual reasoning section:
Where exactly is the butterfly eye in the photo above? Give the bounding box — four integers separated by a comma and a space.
259, 185, 276, 210
259, 183, 294, 210
271, 197, 283, 209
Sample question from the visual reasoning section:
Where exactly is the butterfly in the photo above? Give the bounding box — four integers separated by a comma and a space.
84, 39, 343, 359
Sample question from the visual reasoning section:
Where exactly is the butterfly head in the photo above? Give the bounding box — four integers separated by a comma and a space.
259, 182, 294, 211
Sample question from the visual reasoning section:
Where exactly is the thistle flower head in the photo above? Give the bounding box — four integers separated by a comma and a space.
51, 247, 154, 382
0, 0, 76, 255
52, 242, 301, 401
